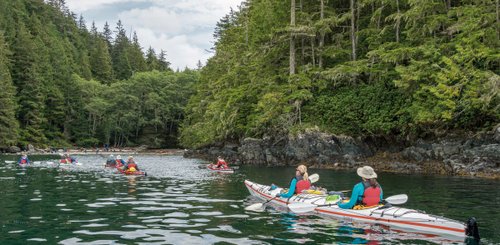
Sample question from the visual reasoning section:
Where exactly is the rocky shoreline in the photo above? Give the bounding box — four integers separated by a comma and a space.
184, 125, 500, 179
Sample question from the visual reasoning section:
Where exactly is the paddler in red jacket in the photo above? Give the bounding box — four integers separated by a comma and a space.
18, 154, 30, 165
275, 164, 311, 198
339, 166, 383, 209
124, 156, 140, 172
214, 156, 229, 169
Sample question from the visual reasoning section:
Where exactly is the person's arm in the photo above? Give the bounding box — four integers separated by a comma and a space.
379, 185, 383, 201
338, 183, 364, 209
279, 178, 297, 198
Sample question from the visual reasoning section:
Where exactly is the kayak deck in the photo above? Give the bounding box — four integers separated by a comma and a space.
244, 180, 467, 240
207, 164, 234, 173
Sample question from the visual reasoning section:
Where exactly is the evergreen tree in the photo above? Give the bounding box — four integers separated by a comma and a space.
0, 33, 19, 147
11, 22, 47, 145
127, 31, 147, 73
158, 50, 172, 71
111, 20, 132, 80
145, 47, 159, 71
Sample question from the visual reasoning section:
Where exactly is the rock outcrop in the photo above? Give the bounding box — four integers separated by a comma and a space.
185, 125, 500, 179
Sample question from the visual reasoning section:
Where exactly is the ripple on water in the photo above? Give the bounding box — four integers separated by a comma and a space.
86, 202, 117, 208
8, 230, 24, 234
192, 211, 223, 216
27, 238, 47, 242
81, 223, 109, 228
69, 218, 108, 223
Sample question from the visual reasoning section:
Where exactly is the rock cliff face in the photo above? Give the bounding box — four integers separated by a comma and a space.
184, 125, 500, 179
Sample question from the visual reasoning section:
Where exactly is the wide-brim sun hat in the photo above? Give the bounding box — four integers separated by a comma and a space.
357, 166, 377, 179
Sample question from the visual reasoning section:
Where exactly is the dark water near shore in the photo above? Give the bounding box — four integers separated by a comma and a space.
0, 154, 498, 244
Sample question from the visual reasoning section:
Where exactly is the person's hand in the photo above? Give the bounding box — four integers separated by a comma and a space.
274, 193, 281, 198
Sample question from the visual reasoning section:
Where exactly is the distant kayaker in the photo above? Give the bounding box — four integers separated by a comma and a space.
339, 166, 383, 209
105, 155, 115, 167
275, 164, 311, 198
115, 155, 126, 167
214, 156, 228, 169
18, 154, 30, 165
60, 154, 77, 164
124, 156, 140, 172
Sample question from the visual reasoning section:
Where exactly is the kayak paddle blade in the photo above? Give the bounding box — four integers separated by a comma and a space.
308, 173, 319, 183
245, 203, 264, 212
288, 203, 317, 214
385, 194, 408, 205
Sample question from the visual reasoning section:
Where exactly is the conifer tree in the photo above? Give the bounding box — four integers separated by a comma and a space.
0, 33, 19, 147
11, 22, 47, 145
111, 20, 132, 80
145, 47, 159, 71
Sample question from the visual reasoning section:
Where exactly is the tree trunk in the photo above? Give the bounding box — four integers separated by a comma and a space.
350, 0, 357, 61
319, 0, 324, 68
311, 38, 315, 66
396, 0, 400, 43
290, 0, 296, 75
497, 0, 499, 41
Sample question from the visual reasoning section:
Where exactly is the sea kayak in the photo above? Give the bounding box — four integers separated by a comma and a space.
244, 180, 479, 241
207, 164, 234, 173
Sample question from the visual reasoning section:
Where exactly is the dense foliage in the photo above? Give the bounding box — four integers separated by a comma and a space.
0, 0, 197, 149
181, 0, 499, 148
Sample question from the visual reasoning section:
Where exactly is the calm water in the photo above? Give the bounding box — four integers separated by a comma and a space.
0, 154, 498, 244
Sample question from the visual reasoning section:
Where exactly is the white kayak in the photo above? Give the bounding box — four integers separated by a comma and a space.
207, 164, 234, 173
244, 180, 479, 241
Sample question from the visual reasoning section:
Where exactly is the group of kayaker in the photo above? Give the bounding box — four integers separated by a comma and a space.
105, 154, 141, 173
275, 164, 383, 210
18, 153, 78, 165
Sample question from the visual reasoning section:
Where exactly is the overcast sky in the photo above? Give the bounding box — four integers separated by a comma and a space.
64, 0, 243, 70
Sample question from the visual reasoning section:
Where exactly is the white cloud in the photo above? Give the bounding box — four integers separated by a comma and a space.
66, 0, 148, 12
65, 0, 243, 69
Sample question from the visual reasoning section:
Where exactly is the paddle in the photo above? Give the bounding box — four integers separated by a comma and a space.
384, 194, 408, 205
288, 194, 409, 214
245, 173, 320, 212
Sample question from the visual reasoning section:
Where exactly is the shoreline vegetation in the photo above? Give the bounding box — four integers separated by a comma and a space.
3, 148, 184, 156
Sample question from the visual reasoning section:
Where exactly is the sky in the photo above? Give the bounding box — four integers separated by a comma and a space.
64, 0, 243, 70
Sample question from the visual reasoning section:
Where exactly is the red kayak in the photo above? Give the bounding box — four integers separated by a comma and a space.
117, 167, 147, 176
207, 164, 234, 173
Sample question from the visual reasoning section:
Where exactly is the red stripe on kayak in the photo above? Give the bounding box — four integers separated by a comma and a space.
245, 181, 465, 234
316, 208, 465, 233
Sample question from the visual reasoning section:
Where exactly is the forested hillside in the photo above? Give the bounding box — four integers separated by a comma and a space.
181, 0, 499, 148
0, 0, 197, 150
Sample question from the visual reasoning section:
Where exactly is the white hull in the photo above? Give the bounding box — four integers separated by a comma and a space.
207, 164, 234, 173
244, 180, 467, 240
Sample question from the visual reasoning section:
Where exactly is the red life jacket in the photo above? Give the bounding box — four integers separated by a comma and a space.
127, 163, 138, 169
217, 160, 228, 167
60, 159, 68, 164
20, 159, 28, 164
115, 159, 123, 167
294, 177, 311, 194
361, 181, 381, 206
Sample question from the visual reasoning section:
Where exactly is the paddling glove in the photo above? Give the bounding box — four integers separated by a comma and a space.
274, 193, 281, 198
